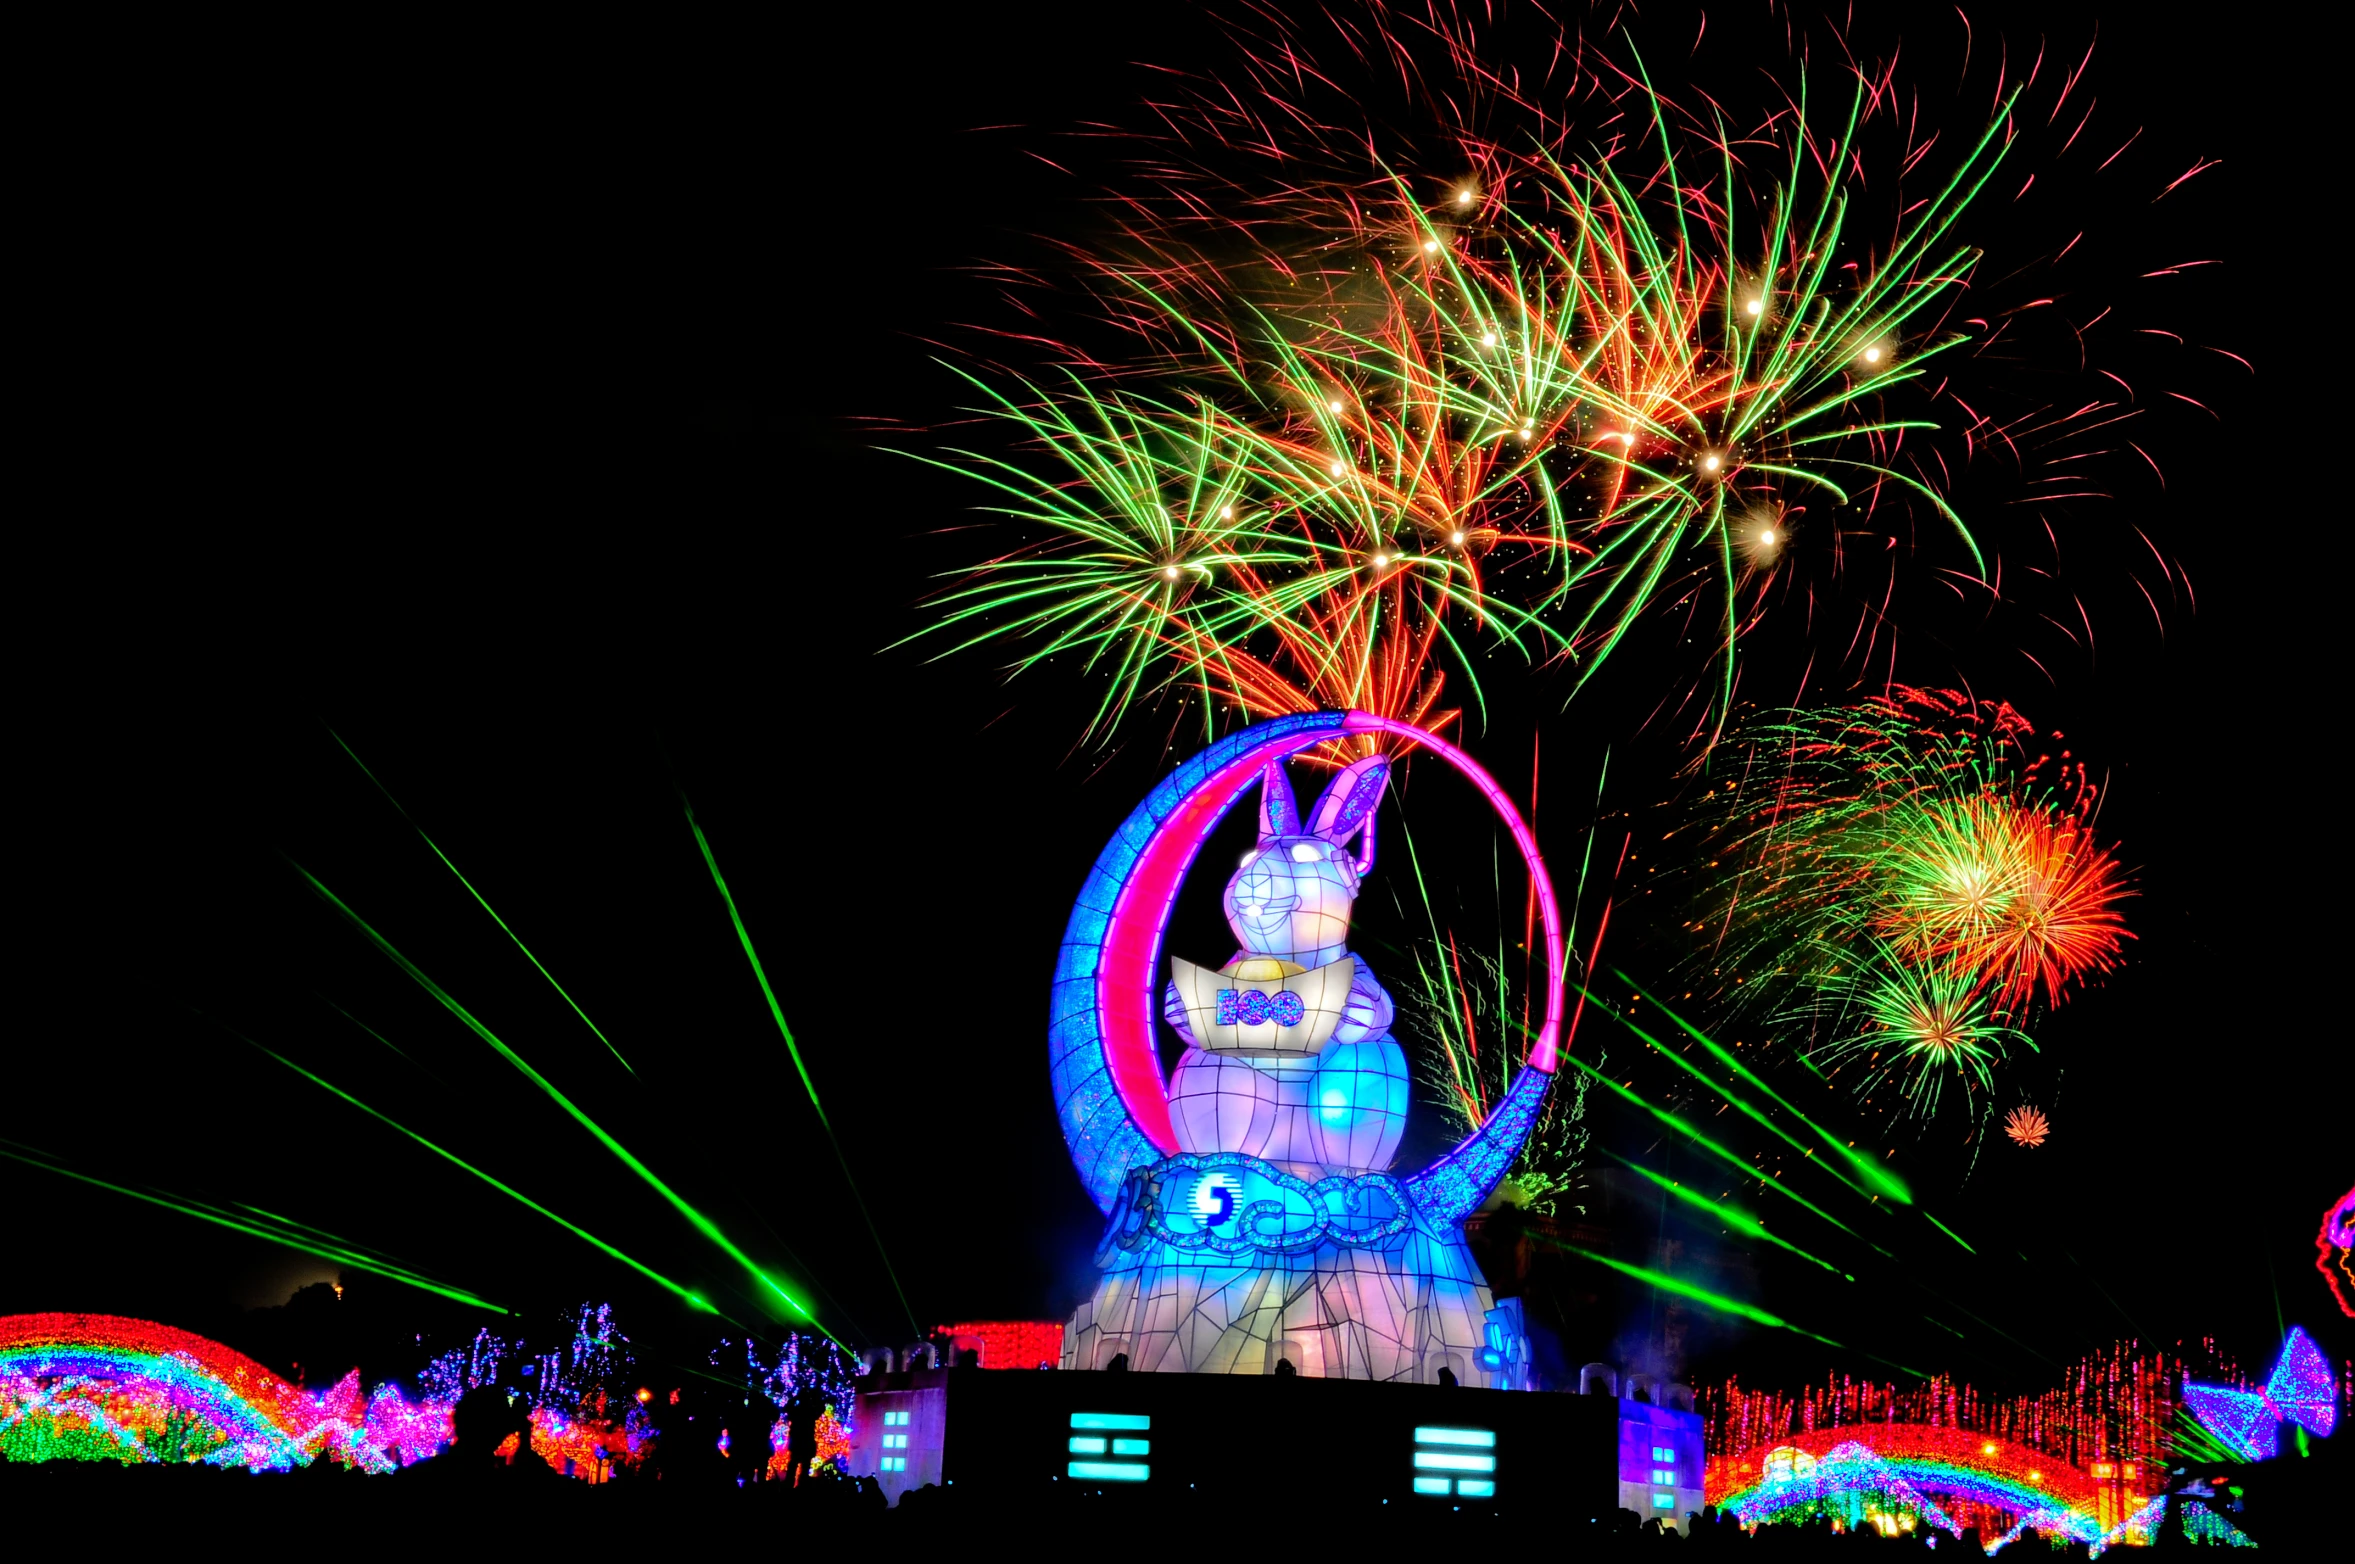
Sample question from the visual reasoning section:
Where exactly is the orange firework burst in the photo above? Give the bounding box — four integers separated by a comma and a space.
2004, 1106, 2050, 1147
1953, 810, 2134, 1015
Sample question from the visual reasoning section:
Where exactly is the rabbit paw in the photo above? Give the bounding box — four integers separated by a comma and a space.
1331, 954, 1395, 1046
1162, 978, 1202, 1047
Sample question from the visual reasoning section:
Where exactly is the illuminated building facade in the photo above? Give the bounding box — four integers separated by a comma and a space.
846, 1355, 1696, 1519
1049, 712, 1562, 1386
1591, 1367, 1706, 1525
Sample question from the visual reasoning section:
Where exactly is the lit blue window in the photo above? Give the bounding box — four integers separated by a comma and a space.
1067, 1415, 1150, 1482
1414, 1426, 1497, 1447
881, 1456, 906, 1473
1653, 1445, 1674, 1461
1654, 1493, 1676, 1509
1067, 1461, 1150, 1482
1414, 1425, 1500, 1499
885, 1411, 910, 1427
1652, 1467, 1674, 1484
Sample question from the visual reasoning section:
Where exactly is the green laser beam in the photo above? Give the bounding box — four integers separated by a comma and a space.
212, 1201, 433, 1273
1563, 1052, 1872, 1244
1902, 1288, 2067, 1372
1615, 973, 1912, 1203
287, 858, 824, 1334
328, 729, 637, 1077
1528, 1228, 1839, 1345
1595, 993, 1879, 1204
236, 1032, 733, 1323
0, 1144, 507, 1313
319, 998, 426, 1072
0, 1134, 456, 1295
1923, 1211, 1977, 1255
679, 793, 920, 1337
1602, 1150, 1845, 1275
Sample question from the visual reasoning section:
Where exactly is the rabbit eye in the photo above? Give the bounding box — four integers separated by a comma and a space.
1289, 843, 1322, 863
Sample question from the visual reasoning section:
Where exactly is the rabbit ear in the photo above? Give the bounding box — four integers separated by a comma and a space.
1308, 755, 1390, 860
1256, 761, 1301, 844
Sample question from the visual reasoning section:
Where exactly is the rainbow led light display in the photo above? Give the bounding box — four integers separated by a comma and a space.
0, 1312, 443, 1471
1705, 1343, 2206, 1485
2180, 1326, 2338, 1463
1053, 711, 1560, 1385
1710, 1427, 2134, 1549
0, 1312, 639, 1477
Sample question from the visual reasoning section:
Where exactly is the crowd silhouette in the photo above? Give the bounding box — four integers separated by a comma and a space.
3, 1366, 2339, 1553
1, 1451, 2331, 1551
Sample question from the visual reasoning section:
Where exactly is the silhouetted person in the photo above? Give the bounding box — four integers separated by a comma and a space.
1273, 1357, 1295, 1378
783, 1384, 828, 1487
1436, 1365, 1458, 1388
403, 1386, 567, 1495
1105, 1352, 1130, 1373
727, 1394, 777, 1486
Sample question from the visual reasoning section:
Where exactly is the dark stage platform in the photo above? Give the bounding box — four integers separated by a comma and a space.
847, 1365, 1704, 1525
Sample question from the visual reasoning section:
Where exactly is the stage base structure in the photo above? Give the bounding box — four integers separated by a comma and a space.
846, 1363, 1704, 1527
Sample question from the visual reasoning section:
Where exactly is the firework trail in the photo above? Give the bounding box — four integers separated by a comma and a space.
913, 5, 2176, 747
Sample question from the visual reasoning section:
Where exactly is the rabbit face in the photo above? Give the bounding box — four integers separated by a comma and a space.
1224, 837, 1359, 961
1221, 754, 1391, 966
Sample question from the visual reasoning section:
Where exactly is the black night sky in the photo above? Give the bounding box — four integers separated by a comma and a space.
15, 0, 2332, 1406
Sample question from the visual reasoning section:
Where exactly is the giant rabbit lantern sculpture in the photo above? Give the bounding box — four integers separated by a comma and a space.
1051, 711, 1564, 1386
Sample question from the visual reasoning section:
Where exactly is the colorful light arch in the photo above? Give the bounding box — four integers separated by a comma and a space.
0, 1312, 402, 1469
1709, 1425, 2154, 1548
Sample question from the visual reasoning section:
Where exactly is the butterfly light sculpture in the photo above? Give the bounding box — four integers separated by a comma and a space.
2181, 1325, 2338, 1462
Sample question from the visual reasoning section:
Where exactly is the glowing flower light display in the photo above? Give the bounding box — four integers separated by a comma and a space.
1053, 710, 1560, 1384
764, 1409, 853, 1482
